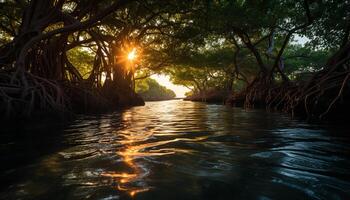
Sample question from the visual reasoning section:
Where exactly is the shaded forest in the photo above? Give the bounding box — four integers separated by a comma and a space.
0, 0, 349, 120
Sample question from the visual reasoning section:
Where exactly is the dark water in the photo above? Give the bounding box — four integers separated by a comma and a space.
1, 100, 350, 200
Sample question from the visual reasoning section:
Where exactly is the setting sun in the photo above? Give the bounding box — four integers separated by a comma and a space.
127, 48, 137, 61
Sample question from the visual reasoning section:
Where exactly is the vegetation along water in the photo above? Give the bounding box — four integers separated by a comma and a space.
1, 1, 350, 199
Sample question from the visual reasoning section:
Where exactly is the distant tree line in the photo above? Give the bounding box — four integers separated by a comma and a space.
136, 78, 175, 101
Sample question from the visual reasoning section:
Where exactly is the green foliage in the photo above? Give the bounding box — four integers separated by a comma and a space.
303, 1, 350, 50
67, 48, 94, 79
283, 45, 330, 77
0, 0, 346, 99
150, 0, 346, 96
136, 78, 176, 101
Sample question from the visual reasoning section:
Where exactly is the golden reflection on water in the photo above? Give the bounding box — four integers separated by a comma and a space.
102, 136, 204, 197
101, 103, 209, 197
101, 112, 156, 197
101, 136, 152, 197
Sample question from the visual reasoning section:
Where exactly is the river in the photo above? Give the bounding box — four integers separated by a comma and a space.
1, 100, 350, 200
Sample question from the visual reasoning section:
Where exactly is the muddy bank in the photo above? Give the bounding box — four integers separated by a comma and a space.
186, 78, 350, 121
184, 89, 230, 104
0, 78, 144, 120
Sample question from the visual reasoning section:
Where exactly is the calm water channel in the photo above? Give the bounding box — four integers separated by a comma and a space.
1, 100, 350, 200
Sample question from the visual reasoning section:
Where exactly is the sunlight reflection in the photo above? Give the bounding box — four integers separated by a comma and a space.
101, 107, 209, 197
101, 140, 152, 197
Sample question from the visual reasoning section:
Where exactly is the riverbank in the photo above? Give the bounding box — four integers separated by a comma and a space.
185, 79, 350, 121
0, 78, 145, 120
142, 97, 176, 101
184, 89, 229, 104
184, 40, 350, 121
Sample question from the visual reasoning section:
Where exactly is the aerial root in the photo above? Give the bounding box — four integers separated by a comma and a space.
241, 56, 350, 119
0, 70, 68, 118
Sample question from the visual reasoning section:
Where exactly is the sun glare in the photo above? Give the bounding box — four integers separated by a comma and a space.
127, 48, 137, 61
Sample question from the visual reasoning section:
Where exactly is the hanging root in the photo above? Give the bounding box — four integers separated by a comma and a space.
284, 70, 350, 119
240, 47, 350, 120
244, 75, 273, 108
0, 70, 69, 119
268, 54, 350, 119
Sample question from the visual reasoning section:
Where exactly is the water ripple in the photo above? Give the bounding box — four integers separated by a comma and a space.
1, 100, 350, 200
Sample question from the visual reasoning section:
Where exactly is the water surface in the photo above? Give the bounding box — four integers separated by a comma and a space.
1, 100, 350, 200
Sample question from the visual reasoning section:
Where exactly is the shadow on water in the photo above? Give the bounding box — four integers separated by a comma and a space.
1, 99, 350, 200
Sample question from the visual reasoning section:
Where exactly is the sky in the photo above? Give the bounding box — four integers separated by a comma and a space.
151, 74, 190, 98
293, 34, 310, 45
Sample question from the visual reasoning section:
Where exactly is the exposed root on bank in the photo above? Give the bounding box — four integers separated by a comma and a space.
244, 75, 273, 108
241, 44, 350, 119
0, 67, 145, 119
0, 70, 69, 118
